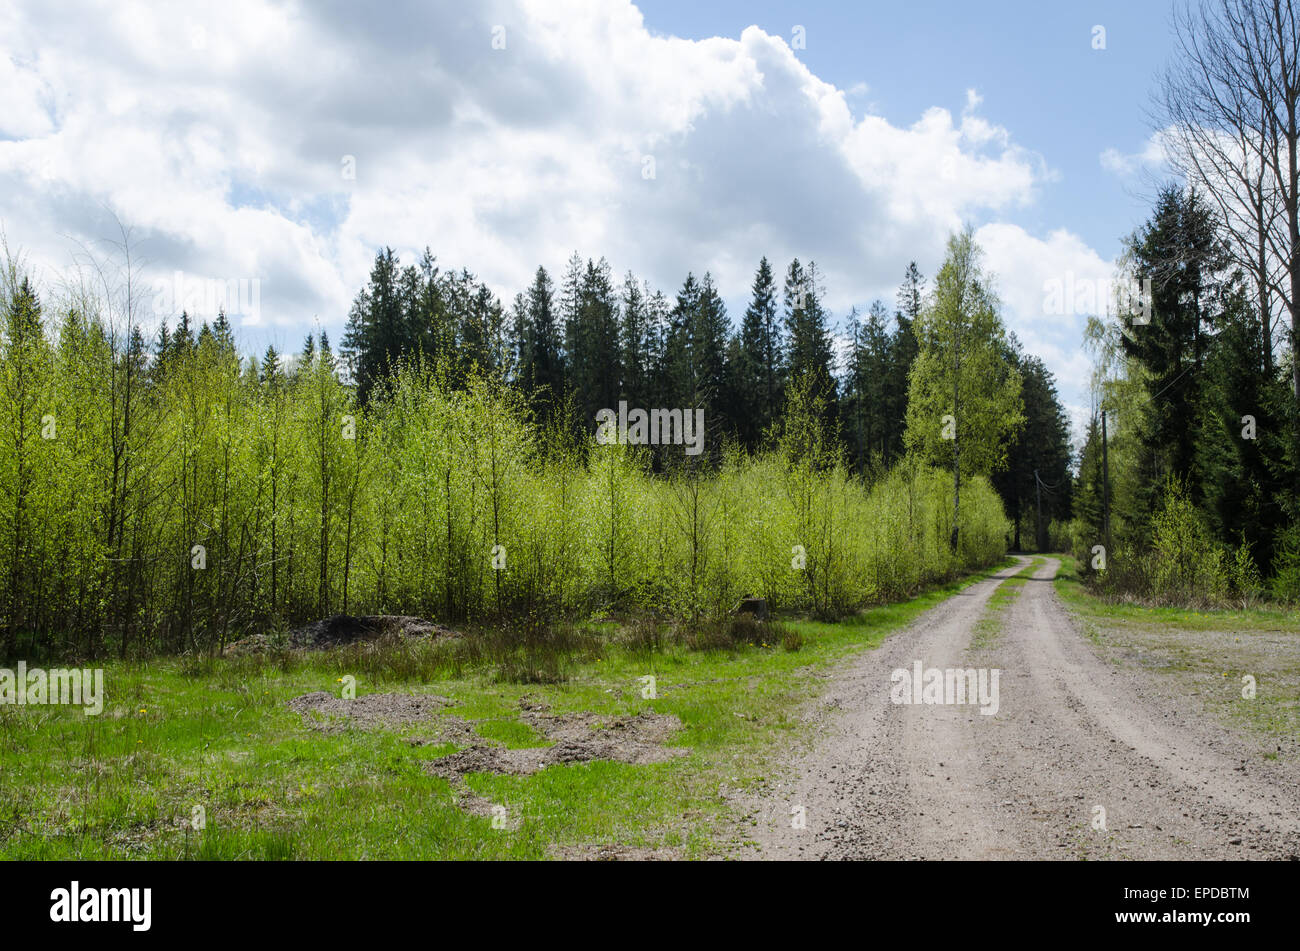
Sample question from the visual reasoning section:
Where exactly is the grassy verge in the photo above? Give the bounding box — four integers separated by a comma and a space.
1053, 553, 1300, 748
969, 555, 1041, 649
0, 560, 1015, 860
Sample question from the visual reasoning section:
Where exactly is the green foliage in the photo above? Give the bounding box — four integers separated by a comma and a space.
0, 236, 1031, 661
1077, 479, 1279, 607
1148, 479, 1228, 604
0, 305, 1010, 659
839, 266, 922, 477
782, 259, 838, 432
904, 229, 1024, 480
1271, 523, 1300, 602
1074, 184, 1300, 604
729, 257, 784, 451
992, 346, 1071, 551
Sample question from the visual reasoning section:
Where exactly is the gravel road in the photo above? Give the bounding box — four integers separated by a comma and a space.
745, 556, 1300, 860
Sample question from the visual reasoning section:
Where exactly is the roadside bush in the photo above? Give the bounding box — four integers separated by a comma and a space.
1148, 481, 1229, 604
1076, 480, 1274, 608
1270, 523, 1300, 602
779, 623, 803, 652
1229, 536, 1265, 605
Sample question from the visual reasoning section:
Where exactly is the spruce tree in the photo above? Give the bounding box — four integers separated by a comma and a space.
734, 257, 784, 449
783, 259, 838, 431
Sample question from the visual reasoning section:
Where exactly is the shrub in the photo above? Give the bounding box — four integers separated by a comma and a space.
1149, 481, 1229, 605
1270, 523, 1300, 602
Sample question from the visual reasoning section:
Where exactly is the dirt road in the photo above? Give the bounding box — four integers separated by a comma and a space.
744, 557, 1300, 860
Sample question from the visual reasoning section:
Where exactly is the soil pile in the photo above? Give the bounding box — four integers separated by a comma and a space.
225, 614, 457, 656
288, 690, 453, 731
425, 710, 687, 779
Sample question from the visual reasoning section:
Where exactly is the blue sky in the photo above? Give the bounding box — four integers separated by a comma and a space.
641, 0, 1177, 259
0, 0, 1185, 440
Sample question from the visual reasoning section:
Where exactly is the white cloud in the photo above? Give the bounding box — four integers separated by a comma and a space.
975, 222, 1116, 404
0, 0, 1102, 417
1100, 134, 1168, 177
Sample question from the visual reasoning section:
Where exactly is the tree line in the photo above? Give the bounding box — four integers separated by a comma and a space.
1067, 0, 1300, 603
0, 225, 1071, 660
341, 245, 1072, 540
1071, 184, 1300, 600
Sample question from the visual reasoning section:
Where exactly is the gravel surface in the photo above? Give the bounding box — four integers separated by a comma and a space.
740, 557, 1300, 860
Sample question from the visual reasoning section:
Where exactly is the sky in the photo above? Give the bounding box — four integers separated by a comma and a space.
0, 0, 1184, 441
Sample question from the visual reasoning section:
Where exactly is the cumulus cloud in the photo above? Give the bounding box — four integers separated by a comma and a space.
0, 0, 1110, 409
976, 222, 1115, 443
1100, 134, 1169, 177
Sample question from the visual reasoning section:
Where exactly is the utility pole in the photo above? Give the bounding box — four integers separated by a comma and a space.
1101, 409, 1111, 552
1034, 468, 1044, 553
951, 315, 961, 553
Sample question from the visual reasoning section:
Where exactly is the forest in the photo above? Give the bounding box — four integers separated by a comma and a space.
3, 171, 1297, 665
0, 225, 1061, 662
4, 0, 1300, 663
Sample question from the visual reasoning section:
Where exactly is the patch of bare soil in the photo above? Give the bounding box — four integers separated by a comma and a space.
403, 716, 479, 747
290, 614, 457, 648
425, 711, 688, 780
547, 842, 680, 861
225, 614, 458, 655
288, 691, 453, 732
516, 693, 550, 713
1090, 621, 1300, 744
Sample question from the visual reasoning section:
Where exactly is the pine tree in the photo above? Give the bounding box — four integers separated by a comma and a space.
172, 311, 195, 360
620, 271, 654, 406
841, 301, 891, 474
783, 259, 838, 430
261, 345, 281, 386
664, 272, 701, 409
1073, 414, 1107, 547
692, 272, 730, 438
885, 265, 922, 464
1197, 285, 1292, 571
411, 249, 452, 365
993, 341, 1072, 550
213, 309, 236, 356
565, 258, 621, 433
522, 266, 565, 425
342, 247, 402, 403
1120, 186, 1229, 520
733, 257, 784, 449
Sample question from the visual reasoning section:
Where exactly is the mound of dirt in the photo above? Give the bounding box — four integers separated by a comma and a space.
289, 614, 457, 649
225, 614, 458, 656
425, 711, 688, 780
288, 690, 453, 732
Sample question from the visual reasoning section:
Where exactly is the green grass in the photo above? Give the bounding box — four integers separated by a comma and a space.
969, 556, 1042, 649
0, 560, 1017, 860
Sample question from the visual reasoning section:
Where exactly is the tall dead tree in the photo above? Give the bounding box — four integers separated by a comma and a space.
1158, 0, 1300, 400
